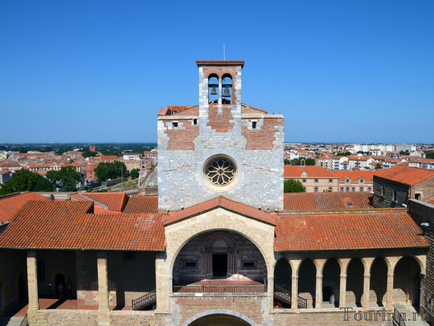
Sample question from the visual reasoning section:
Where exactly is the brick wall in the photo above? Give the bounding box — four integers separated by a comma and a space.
372, 176, 409, 208
412, 175, 434, 201
408, 199, 434, 318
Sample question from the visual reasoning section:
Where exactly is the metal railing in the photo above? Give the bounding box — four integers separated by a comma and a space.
173, 284, 266, 294
393, 308, 406, 326
298, 296, 308, 309
132, 290, 156, 310
274, 285, 292, 306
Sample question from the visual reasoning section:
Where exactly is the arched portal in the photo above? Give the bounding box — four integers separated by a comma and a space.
298, 259, 316, 308
393, 256, 421, 309
370, 257, 387, 307
346, 257, 364, 307
322, 258, 340, 307
173, 230, 267, 292
183, 310, 255, 326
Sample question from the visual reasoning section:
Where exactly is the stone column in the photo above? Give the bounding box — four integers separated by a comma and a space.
361, 258, 374, 310
97, 251, 109, 312
291, 274, 298, 310
27, 251, 39, 311
155, 252, 170, 313
290, 259, 301, 311
339, 258, 351, 308
267, 275, 274, 312
314, 259, 326, 309
386, 271, 394, 309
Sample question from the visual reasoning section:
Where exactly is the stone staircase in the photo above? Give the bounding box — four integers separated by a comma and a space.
274, 285, 292, 306
132, 290, 156, 310
0, 317, 27, 326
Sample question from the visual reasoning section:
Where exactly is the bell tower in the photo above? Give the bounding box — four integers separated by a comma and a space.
157, 60, 284, 211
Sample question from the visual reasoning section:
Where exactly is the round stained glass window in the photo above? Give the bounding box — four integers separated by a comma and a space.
205, 157, 236, 187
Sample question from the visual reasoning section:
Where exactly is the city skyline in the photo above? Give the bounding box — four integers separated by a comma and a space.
1, 0, 433, 143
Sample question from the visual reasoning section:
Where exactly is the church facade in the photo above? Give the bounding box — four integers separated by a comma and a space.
0, 61, 431, 326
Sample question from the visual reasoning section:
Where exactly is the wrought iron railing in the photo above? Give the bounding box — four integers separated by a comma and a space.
298, 296, 308, 309
393, 308, 406, 326
132, 290, 156, 310
273, 285, 308, 309
173, 284, 266, 293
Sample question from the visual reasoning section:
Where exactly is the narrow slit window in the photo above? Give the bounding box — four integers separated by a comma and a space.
193, 119, 197, 125
252, 121, 257, 129
242, 262, 255, 269
185, 262, 197, 268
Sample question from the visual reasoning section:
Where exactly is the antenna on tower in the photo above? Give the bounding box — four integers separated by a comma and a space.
223, 43, 225, 60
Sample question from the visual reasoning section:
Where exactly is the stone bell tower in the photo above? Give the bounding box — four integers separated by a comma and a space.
157, 61, 284, 211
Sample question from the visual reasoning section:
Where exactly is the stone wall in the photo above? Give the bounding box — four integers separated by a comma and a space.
158, 63, 284, 211
408, 199, 434, 318
372, 176, 409, 208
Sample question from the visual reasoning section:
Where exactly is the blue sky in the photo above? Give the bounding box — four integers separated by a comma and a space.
1, 0, 433, 143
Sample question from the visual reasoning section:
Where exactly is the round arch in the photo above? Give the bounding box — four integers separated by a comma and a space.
181, 310, 256, 326
168, 226, 273, 279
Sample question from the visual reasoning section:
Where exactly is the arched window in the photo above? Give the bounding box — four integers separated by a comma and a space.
221, 74, 233, 104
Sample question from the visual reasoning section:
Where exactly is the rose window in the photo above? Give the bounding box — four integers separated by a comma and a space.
205, 157, 236, 187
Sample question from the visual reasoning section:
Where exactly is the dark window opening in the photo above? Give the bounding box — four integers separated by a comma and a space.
242, 262, 255, 269
213, 254, 227, 278
415, 193, 421, 200
193, 119, 197, 125
185, 262, 197, 268
123, 251, 136, 262
347, 202, 353, 207
252, 121, 257, 129
323, 285, 333, 302
37, 261, 45, 282
172, 122, 178, 128
352, 187, 355, 192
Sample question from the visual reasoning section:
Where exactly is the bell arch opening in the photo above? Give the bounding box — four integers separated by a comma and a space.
221, 74, 233, 104
172, 230, 267, 293
208, 74, 219, 104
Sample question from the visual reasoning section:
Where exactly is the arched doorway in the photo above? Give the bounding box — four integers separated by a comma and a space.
346, 258, 364, 307
394, 256, 421, 309
370, 257, 387, 307
298, 259, 316, 308
274, 259, 292, 308
189, 314, 251, 326
322, 258, 340, 307
55, 273, 65, 298
172, 230, 267, 292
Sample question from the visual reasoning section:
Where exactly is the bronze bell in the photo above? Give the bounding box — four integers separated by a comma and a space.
222, 86, 230, 97
211, 86, 217, 95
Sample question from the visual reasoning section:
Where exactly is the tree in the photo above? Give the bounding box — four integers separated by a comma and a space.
284, 179, 306, 193
284, 159, 290, 165
426, 151, 434, 159
289, 157, 315, 166
375, 163, 382, 169
0, 170, 54, 195
130, 168, 140, 179
82, 151, 97, 158
95, 162, 128, 182
56, 166, 82, 192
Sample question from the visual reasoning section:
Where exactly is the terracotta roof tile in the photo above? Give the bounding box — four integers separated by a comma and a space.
0, 200, 165, 251
275, 211, 430, 251
374, 165, 434, 186
123, 195, 158, 214
331, 170, 377, 182
0, 192, 47, 223
426, 197, 434, 205
284, 166, 338, 178
283, 192, 373, 211
82, 193, 128, 211
164, 197, 275, 226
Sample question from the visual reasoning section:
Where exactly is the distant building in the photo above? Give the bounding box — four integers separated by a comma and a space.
284, 166, 339, 192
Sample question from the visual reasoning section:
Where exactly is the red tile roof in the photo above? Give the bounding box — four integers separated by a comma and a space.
275, 211, 430, 251
79, 192, 128, 212
374, 165, 434, 186
331, 170, 377, 182
241, 103, 268, 113
426, 197, 434, 205
99, 155, 118, 160
283, 192, 373, 211
123, 195, 158, 214
0, 192, 47, 223
164, 197, 275, 226
284, 166, 338, 178
0, 200, 165, 251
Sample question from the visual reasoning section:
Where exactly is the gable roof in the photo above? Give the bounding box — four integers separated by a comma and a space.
374, 165, 434, 186
331, 170, 377, 182
275, 211, 430, 251
283, 192, 373, 212
164, 197, 275, 226
0, 192, 47, 223
284, 166, 338, 178
0, 200, 165, 251
123, 195, 158, 214
81, 192, 128, 212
